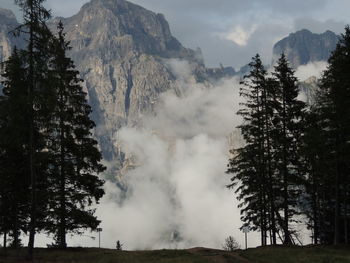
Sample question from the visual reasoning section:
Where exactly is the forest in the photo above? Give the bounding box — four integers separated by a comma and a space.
0, 0, 350, 262
227, 27, 350, 246
0, 0, 105, 260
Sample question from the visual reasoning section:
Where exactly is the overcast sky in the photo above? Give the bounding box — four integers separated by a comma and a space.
1, 0, 349, 68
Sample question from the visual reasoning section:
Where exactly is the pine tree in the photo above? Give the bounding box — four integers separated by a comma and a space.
229, 53, 307, 246
45, 22, 105, 248
261, 76, 280, 245
301, 107, 333, 244
13, 0, 54, 258
272, 54, 306, 244
314, 26, 350, 245
228, 54, 272, 246
0, 48, 32, 248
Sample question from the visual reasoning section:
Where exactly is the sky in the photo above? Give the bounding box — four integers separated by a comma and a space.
1, 0, 349, 68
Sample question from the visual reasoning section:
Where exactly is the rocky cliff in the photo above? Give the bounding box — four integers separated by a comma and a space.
0, 0, 214, 173
52, 0, 213, 163
273, 29, 338, 68
0, 1, 331, 174
0, 8, 23, 63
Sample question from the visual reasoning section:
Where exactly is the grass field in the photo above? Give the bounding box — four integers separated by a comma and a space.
240, 245, 350, 263
0, 246, 349, 263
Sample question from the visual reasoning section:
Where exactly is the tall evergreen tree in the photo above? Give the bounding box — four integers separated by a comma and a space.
301, 107, 333, 244
45, 22, 105, 248
314, 26, 350, 245
0, 49, 29, 248
228, 53, 307, 246
228, 54, 272, 246
261, 77, 279, 245
272, 54, 306, 244
13, 0, 53, 258
0, 48, 31, 249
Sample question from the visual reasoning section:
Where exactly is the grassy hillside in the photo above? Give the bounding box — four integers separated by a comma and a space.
240, 245, 350, 263
0, 246, 349, 263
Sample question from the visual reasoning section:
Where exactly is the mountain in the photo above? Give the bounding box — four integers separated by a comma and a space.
49, 0, 207, 163
0, 8, 23, 63
0, 0, 224, 174
273, 29, 339, 68
0, 1, 335, 175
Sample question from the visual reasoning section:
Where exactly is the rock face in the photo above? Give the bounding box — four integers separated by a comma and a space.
51, 0, 211, 163
0, 0, 210, 168
0, 8, 23, 63
0, 1, 331, 172
299, 76, 319, 105
273, 29, 339, 68
206, 64, 235, 80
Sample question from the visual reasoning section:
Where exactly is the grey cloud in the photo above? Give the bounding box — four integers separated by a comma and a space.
128, 0, 336, 68
3, 0, 350, 68
45, 0, 89, 17
131, 0, 328, 17
294, 17, 347, 34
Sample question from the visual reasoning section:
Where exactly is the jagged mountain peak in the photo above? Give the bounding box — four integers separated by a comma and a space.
0, 2, 207, 163
273, 29, 339, 68
47, 0, 207, 161
54, 0, 184, 59
284, 28, 337, 40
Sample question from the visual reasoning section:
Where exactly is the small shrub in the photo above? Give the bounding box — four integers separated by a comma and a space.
222, 236, 240, 251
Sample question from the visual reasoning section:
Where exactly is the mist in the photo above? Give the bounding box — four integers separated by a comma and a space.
25, 58, 325, 250
28, 58, 326, 250
50, 59, 259, 250
295, 61, 328, 81
90, 62, 259, 250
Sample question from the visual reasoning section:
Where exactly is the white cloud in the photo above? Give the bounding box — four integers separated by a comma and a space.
294, 17, 345, 34
26, 59, 258, 250
295, 61, 328, 81
73, 60, 258, 250
225, 25, 258, 46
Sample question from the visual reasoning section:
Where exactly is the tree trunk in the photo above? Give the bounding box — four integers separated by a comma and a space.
27, 1, 36, 259
59, 91, 67, 249
282, 88, 291, 245
260, 194, 265, 246
333, 175, 339, 245
344, 218, 348, 244
3, 230, 7, 249
312, 171, 319, 245
13, 205, 19, 248
263, 87, 276, 245
334, 134, 340, 245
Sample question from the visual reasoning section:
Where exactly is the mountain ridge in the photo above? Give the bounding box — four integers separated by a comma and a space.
273, 28, 339, 68
0, 1, 340, 174
0, 7, 22, 62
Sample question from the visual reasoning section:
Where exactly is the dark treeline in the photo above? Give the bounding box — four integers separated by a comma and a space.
0, 0, 105, 259
228, 27, 350, 246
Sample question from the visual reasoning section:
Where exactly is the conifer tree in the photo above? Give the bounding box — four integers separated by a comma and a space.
229, 53, 307, 246
45, 22, 105, 248
314, 26, 350, 244
0, 48, 31, 248
0, 1, 106, 254
301, 107, 332, 244
14, 0, 54, 258
228, 54, 272, 246
272, 53, 306, 244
